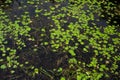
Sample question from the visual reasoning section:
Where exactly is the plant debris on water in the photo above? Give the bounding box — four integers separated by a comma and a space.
0, 0, 120, 80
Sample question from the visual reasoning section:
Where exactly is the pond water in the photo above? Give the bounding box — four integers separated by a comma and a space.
2, 0, 107, 26
2, 0, 106, 63
0, 0, 120, 80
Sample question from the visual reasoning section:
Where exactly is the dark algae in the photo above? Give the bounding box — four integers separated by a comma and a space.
0, 0, 120, 80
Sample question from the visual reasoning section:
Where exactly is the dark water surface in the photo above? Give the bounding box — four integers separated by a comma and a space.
0, 0, 120, 80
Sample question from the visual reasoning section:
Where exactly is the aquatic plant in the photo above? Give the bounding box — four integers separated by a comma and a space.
0, 0, 120, 79
0, 8, 31, 73
40, 0, 120, 79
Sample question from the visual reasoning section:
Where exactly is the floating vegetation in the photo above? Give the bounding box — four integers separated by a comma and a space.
0, 0, 120, 80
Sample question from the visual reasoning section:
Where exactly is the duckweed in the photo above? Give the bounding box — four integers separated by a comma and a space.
0, 0, 120, 79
